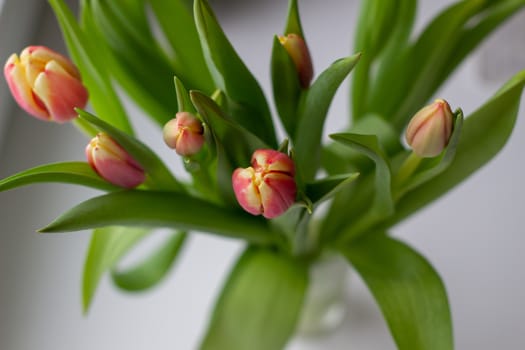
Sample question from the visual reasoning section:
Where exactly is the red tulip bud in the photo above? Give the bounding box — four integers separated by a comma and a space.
163, 112, 205, 156
279, 33, 314, 88
86, 133, 145, 188
232, 149, 297, 219
4, 46, 88, 123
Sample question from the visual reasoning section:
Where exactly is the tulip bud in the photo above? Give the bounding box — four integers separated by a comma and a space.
86, 133, 145, 188
4, 46, 88, 123
278, 33, 313, 88
232, 149, 297, 219
163, 112, 205, 157
405, 99, 454, 158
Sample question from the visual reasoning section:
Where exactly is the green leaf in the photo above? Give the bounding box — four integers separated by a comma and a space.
174, 76, 196, 113
433, 0, 525, 96
82, 226, 150, 312
352, 0, 402, 119
88, 0, 178, 124
389, 70, 525, 226
194, 0, 277, 147
49, 0, 133, 134
200, 247, 308, 350
394, 109, 464, 199
80, 0, 174, 126
271, 35, 302, 136
294, 54, 361, 182
111, 231, 187, 291
39, 190, 275, 245
329, 133, 393, 243
76, 109, 182, 191
148, 0, 214, 91
0, 162, 118, 192
322, 114, 403, 175
190, 91, 268, 164
342, 233, 453, 350
284, 0, 305, 36
305, 173, 360, 205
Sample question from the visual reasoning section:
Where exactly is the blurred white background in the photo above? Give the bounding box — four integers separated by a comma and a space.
0, 0, 524, 349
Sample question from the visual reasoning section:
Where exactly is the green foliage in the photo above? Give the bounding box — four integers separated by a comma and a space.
200, 247, 308, 350
194, 0, 277, 147
39, 190, 276, 245
294, 54, 361, 182
112, 232, 187, 291
82, 226, 151, 312
0, 162, 118, 192
342, 233, 453, 350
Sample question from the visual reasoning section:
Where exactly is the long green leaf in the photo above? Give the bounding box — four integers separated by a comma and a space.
112, 232, 187, 291
148, 0, 214, 91
305, 173, 360, 206
200, 247, 308, 350
0, 162, 117, 192
82, 226, 150, 312
352, 0, 399, 119
329, 133, 393, 243
271, 35, 302, 136
342, 233, 453, 350
39, 190, 275, 245
194, 0, 276, 147
88, 0, 179, 125
389, 70, 525, 226
294, 54, 361, 182
49, 0, 133, 134
76, 109, 182, 191
80, 1, 173, 125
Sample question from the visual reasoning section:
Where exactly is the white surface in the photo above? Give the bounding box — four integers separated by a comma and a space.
0, 1, 524, 350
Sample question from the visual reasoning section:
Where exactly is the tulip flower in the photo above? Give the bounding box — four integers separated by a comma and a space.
279, 33, 313, 88
232, 149, 297, 219
405, 99, 454, 158
163, 112, 205, 157
86, 133, 145, 188
4, 45, 88, 123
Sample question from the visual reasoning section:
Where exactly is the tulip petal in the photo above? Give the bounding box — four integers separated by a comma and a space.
32, 60, 88, 123
259, 173, 297, 219
22, 46, 81, 79
232, 168, 263, 216
4, 55, 50, 120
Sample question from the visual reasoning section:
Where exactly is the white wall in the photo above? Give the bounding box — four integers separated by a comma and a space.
0, 1, 524, 349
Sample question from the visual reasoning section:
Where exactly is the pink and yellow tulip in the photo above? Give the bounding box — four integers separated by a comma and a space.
163, 112, 205, 157
406, 99, 454, 158
86, 133, 145, 188
4, 46, 88, 123
232, 149, 297, 219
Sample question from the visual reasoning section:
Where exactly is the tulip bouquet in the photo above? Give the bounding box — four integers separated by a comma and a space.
2, 0, 525, 349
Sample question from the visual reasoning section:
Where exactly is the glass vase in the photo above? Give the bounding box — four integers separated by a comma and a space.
296, 253, 350, 336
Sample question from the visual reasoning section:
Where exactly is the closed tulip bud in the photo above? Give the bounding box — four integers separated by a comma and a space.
4, 46, 88, 123
86, 133, 145, 188
163, 112, 205, 157
405, 99, 454, 158
232, 149, 297, 219
279, 33, 313, 88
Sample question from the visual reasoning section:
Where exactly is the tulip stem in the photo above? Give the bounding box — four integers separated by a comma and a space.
393, 152, 422, 191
